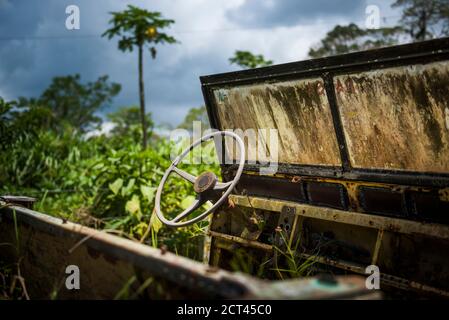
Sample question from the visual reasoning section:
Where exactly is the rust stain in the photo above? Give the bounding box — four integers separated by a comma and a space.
87, 246, 101, 259
335, 61, 449, 173
439, 188, 449, 202
213, 78, 341, 166
445, 107, 449, 130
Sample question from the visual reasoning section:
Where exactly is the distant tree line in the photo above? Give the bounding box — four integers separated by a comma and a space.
309, 0, 449, 58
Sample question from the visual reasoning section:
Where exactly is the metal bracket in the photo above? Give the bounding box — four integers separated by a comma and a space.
274, 206, 296, 249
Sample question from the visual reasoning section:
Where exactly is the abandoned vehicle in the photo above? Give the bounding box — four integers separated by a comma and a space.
1, 37, 449, 299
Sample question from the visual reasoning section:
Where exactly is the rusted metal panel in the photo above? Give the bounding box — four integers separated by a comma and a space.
202, 38, 449, 187
229, 195, 449, 241
212, 79, 342, 166
201, 39, 449, 299
225, 195, 449, 297
233, 172, 449, 223
236, 174, 306, 203
335, 61, 449, 173
299, 253, 449, 298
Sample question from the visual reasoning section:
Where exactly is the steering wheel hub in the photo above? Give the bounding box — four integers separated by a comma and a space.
194, 172, 217, 193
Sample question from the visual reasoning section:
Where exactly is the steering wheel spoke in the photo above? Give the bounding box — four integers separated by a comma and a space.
214, 181, 233, 191
171, 198, 206, 223
172, 166, 197, 184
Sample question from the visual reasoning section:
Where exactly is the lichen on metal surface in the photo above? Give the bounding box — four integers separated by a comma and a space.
335, 61, 449, 173
229, 194, 449, 240
212, 78, 341, 166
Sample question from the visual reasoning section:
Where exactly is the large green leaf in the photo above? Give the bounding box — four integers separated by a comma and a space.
149, 209, 162, 233
109, 178, 123, 195
121, 178, 136, 196
140, 185, 156, 203
180, 195, 196, 210
125, 195, 142, 220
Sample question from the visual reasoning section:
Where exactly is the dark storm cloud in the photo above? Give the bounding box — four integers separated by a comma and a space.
0, 0, 214, 124
0, 1, 111, 98
0, 0, 369, 125
227, 0, 367, 28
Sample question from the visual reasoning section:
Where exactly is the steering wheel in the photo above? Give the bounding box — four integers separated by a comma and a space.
155, 131, 245, 227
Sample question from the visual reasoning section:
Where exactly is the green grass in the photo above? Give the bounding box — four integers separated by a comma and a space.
0, 209, 29, 300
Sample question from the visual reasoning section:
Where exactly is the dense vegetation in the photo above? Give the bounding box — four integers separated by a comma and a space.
0, 76, 219, 262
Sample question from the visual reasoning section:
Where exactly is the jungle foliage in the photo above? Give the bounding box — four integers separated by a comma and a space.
309, 0, 449, 58
229, 50, 273, 69
0, 76, 219, 262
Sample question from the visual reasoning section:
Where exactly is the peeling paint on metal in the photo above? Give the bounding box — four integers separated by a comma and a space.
335, 61, 449, 173
439, 188, 449, 202
212, 79, 342, 166
445, 107, 449, 131
229, 194, 449, 240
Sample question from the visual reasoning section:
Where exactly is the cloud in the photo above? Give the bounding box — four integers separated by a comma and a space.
84, 121, 115, 139
227, 0, 367, 28
0, 0, 246, 124
0, 0, 391, 126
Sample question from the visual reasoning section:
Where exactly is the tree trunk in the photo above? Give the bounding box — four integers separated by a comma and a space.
138, 43, 148, 149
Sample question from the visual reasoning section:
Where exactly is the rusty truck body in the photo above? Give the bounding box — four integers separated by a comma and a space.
201, 37, 449, 298
1, 37, 449, 299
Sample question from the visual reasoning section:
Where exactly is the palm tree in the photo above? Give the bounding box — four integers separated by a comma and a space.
103, 5, 177, 149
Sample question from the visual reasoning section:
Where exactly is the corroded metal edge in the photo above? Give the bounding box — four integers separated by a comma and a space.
230, 195, 449, 240
229, 194, 449, 297
0, 205, 374, 300
200, 37, 449, 86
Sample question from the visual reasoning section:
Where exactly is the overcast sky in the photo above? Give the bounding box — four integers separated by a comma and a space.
0, 0, 398, 126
